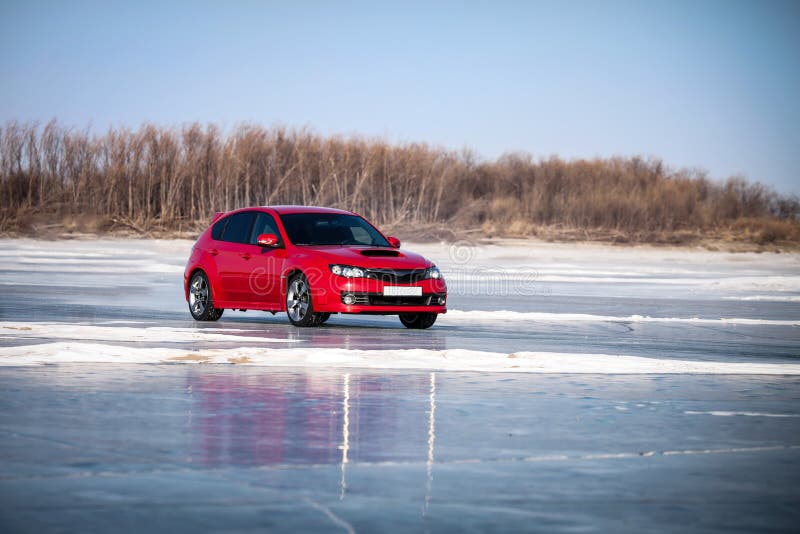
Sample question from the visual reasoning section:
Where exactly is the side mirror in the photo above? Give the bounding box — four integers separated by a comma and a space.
387, 236, 401, 249
257, 233, 279, 247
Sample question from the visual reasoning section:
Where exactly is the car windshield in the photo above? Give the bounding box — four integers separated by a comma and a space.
280, 213, 390, 247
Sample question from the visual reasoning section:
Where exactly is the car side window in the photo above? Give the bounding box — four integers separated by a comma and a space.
211, 217, 228, 240
249, 212, 282, 245
220, 212, 256, 244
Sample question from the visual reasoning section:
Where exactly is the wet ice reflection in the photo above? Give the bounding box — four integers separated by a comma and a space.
185, 369, 443, 507
187, 371, 437, 470
340, 372, 350, 500
425, 372, 436, 515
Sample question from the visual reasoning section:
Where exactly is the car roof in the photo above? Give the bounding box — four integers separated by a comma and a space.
263, 205, 354, 215
213, 206, 356, 221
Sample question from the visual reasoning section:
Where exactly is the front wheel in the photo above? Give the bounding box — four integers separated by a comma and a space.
286, 273, 324, 327
188, 271, 224, 321
399, 313, 437, 329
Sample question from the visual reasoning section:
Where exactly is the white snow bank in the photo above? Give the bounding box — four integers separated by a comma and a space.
722, 295, 800, 302
441, 310, 800, 327
2, 342, 799, 374
684, 411, 800, 418
0, 323, 298, 344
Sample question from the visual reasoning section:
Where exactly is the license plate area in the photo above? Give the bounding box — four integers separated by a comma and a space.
383, 286, 422, 297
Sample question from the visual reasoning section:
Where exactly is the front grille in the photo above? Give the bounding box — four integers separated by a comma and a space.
364, 268, 428, 284
369, 295, 432, 306
342, 292, 444, 306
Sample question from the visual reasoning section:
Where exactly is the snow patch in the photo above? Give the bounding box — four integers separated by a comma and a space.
442, 310, 800, 327
684, 410, 800, 418
722, 295, 800, 302
0, 322, 298, 344
2, 342, 799, 374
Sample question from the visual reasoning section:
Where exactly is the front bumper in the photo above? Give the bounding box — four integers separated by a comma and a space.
312, 276, 448, 314
332, 304, 448, 314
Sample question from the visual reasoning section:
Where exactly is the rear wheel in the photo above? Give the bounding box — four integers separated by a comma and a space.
399, 313, 437, 329
286, 273, 324, 327
188, 271, 224, 321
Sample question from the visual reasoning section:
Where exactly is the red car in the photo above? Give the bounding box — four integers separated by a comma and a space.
184, 206, 447, 328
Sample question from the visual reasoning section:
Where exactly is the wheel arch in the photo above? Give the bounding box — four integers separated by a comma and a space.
282, 262, 333, 315
186, 267, 217, 303
283, 267, 305, 293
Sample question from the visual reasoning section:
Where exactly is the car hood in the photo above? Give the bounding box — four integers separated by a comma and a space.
297, 246, 434, 269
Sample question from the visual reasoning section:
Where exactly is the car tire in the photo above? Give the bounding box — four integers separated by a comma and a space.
399, 313, 437, 329
318, 312, 331, 324
286, 273, 323, 327
188, 271, 224, 321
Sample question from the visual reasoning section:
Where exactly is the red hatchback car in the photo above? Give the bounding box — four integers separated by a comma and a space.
184, 206, 447, 328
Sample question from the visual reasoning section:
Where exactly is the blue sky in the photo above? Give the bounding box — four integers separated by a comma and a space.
1, 0, 798, 193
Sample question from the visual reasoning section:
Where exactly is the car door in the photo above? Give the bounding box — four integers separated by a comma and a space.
244, 211, 286, 307
214, 211, 257, 304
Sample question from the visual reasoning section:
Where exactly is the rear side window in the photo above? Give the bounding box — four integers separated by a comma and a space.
249, 212, 282, 245
211, 218, 228, 240
218, 212, 256, 244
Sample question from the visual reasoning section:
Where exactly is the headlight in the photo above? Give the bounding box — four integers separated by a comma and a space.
329, 264, 366, 278
426, 266, 442, 280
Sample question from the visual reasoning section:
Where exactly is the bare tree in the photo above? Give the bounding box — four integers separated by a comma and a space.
0, 120, 797, 245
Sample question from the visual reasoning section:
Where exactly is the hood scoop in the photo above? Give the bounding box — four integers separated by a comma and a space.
359, 249, 401, 257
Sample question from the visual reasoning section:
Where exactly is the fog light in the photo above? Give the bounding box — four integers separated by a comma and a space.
437, 296, 446, 305
343, 294, 356, 305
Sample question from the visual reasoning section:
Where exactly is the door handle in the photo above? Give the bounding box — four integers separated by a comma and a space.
209, 248, 219, 256
239, 253, 251, 260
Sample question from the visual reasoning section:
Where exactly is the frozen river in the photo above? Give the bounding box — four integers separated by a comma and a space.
0, 238, 799, 532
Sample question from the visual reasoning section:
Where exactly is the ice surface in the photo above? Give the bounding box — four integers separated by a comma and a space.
1, 238, 799, 531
